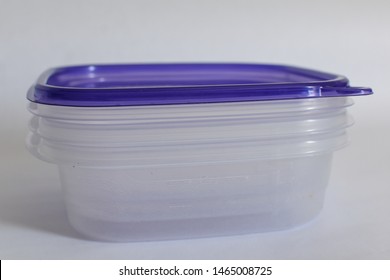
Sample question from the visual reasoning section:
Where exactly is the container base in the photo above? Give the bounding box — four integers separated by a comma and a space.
68, 207, 324, 242
59, 154, 332, 242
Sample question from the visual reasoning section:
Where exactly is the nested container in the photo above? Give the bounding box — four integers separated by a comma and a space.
26, 64, 372, 241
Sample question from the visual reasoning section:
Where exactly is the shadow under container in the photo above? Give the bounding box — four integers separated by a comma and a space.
26, 64, 372, 241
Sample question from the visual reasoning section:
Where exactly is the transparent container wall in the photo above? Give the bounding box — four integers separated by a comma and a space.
27, 97, 352, 241
60, 154, 332, 241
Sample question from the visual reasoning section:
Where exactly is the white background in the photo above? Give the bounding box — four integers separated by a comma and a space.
0, 0, 389, 259
2, 260, 390, 279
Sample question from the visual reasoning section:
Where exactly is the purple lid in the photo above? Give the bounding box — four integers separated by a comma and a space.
27, 63, 373, 107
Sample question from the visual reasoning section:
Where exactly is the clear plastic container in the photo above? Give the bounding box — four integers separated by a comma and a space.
26, 64, 372, 241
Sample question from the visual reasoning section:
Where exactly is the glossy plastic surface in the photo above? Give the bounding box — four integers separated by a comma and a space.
27, 98, 353, 241
27, 64, 372, 106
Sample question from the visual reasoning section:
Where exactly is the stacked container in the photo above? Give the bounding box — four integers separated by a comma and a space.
26, 64, 372, 241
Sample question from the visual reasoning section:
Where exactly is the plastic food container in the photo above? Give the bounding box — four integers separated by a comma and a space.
26, 64, 372, 242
